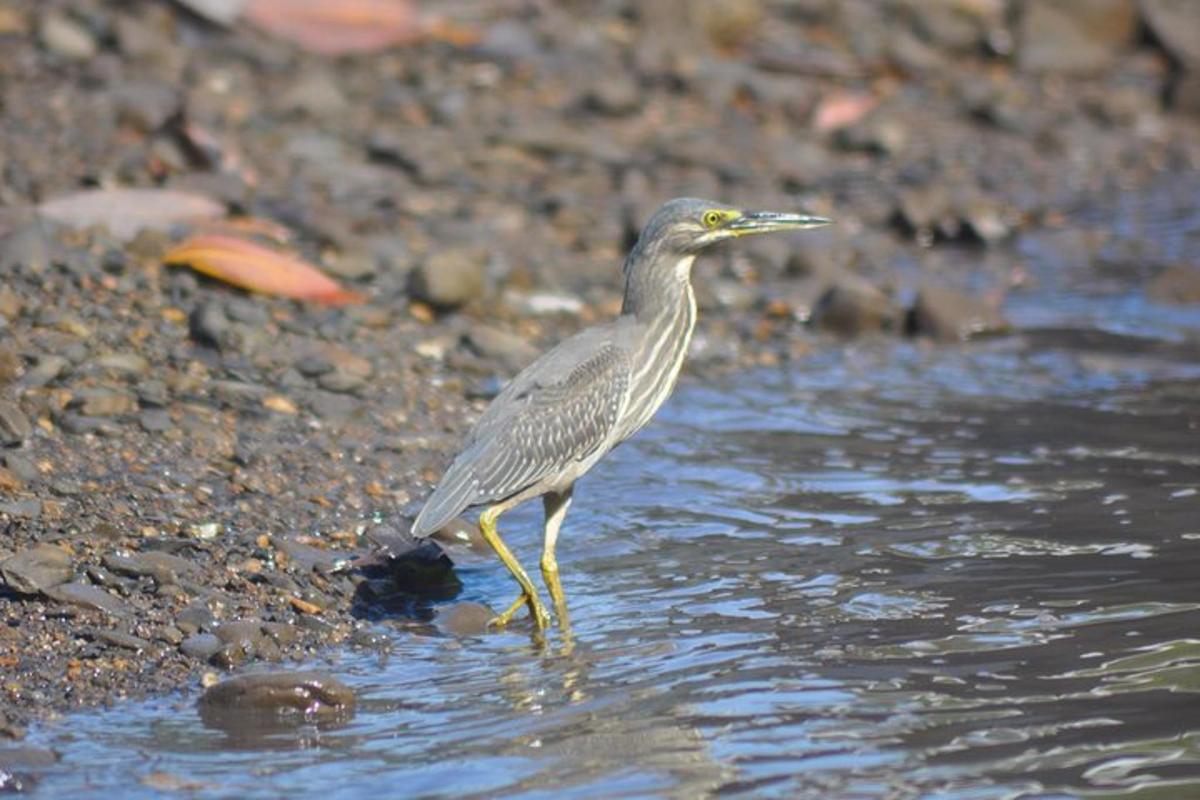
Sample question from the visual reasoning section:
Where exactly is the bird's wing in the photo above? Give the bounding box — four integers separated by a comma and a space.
411, 328, 631, 537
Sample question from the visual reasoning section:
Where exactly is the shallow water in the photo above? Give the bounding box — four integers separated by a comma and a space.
17, 181, 1200, 798
21, 306, 1200, 797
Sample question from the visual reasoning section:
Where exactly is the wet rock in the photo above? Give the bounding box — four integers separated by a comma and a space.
45, 583, 133, 618
175, 602, 215, 635
180, 633, 222, 660
38, 11, 97, 61
2, 454, 37, 484
69, 388, 137, 417
437, 602, 494, 636
907, 286, 1010, 341
809, 278, 899, 335
139, 409, 174, 432
408, 248, 487, 310
1148, 265, 1200, 304
0, 544, 73, 595
197, 671, 355, 723
57, 413, 122, 436
0, 400, 32, 446
91, 352, 149, 377
1016, 0, 1136, 74
315, 349, 374, 394
463, 324, 539, 372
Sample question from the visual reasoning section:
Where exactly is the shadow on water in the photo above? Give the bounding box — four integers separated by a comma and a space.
19, 195, 1200, 797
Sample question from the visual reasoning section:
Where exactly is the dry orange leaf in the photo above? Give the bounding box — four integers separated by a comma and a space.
243, 0, 423, 55
163, 234, 363, 305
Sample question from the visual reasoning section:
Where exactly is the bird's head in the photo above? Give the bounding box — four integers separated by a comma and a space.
633, 197, 831, 260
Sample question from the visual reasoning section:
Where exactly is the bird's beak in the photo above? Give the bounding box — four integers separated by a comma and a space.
726, 210, 831, 237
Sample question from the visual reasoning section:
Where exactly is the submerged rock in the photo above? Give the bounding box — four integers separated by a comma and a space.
809, 278, 899, 336
198, 671, 356, 725
907, 285, 1010, 341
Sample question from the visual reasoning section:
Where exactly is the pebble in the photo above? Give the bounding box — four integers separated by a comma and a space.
408, 248, 487, 310
69, 388, 138, 417
180, 633, 222, 660
0, 400, 32, 446
38, 12, 97, 61
22, 355, 68, 388
0, 499, 41, 520
0, 544, 73, 595
45, 583, 134, 618
96, 630, 153, 652
110, 81, 180, 132
437, 602, 495, 636
463, 324, 539, 372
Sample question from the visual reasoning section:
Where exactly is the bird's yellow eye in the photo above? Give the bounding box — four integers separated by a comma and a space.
702, 210, 724, 229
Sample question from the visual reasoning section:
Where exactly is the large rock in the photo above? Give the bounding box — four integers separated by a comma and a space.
1017, 0, 1137, 74
198, 671, 355, 722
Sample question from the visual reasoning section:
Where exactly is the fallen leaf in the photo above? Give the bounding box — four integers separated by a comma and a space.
244, 0, 423, 55
38, 188, 225, 241
163, 234, 364, 305
812, 91, 878, 132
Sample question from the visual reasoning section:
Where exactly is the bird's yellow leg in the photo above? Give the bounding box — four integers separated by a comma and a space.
541, 489, 574, 628
479, 506, 551, 630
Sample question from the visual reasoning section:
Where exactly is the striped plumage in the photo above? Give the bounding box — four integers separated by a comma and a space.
409, 198, 830, 631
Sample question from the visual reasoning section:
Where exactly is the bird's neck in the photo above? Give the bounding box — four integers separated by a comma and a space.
620, 252, 696, 323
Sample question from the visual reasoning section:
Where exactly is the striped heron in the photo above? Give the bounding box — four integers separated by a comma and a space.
412, 198, 830, 630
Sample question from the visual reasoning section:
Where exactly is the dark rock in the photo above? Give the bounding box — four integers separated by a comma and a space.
437, 602, 495, 636
809, 279, 899, 335
198, 671, 355, 723
45, 583, 134, 618
907, 286, 1010, 341
57, 413, 121, 436
1016, 0, 1136, 74
0, 400, 32, 446
294, 354, 334, 377
1148, 265, 1200, 304
175, 602, 215, 635
408, 248, 487, 310
180, 633, 222, 660
0, 544, 72, 595
189, 302, 230, 348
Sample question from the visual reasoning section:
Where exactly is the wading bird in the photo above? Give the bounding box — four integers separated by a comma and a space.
412, 198, 830, 630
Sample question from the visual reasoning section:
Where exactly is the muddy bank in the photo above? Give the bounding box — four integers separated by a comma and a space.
1, 0, 1199, 735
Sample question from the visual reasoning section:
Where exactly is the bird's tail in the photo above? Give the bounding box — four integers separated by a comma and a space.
410, 457, 480, 539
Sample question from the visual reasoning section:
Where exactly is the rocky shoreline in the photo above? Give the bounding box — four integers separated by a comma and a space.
1, 0, 1199, 739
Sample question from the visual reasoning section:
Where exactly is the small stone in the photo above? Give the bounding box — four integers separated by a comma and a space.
0, 544, 72, 595
408, 248, 487, 310
1016, 0, 1136, 74
281, 70, 349, 117
69, 388, 137, 417
0, 223, 57, 275
0, 400, 32, 446
45, 583, 133, 618
809, 279, 899, 335
0, 499, 41, 520
582, 75, 642, 116
39, 12, 97, 61
97, 630, 153, 652
139, 409, 174, 432
180, 633, 222, 660
22, 355, 68, 388
189, 302, 230, 348
463, 324, 539, 372
907, 286, 1010, 341
188, 522, 221, 540
0, 288, 21, 322
92, 352, 149, 377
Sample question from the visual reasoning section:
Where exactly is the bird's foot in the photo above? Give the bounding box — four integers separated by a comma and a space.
489, 593, 551, 631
